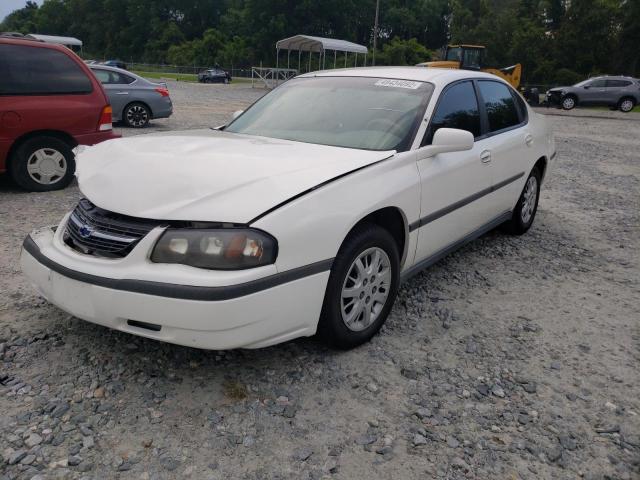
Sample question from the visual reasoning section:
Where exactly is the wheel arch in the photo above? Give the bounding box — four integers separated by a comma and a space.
6, 130, 77, 173
533, 156, 548, 184
342, 206, 409, 269
618, 95, 636, 108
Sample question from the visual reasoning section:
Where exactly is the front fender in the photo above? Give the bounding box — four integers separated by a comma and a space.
251, 151, 421, 273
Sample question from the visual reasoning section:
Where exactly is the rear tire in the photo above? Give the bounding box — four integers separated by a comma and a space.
9, 136, 75, 192
123, 102, 151, 128
318, 224, 400, 349
618, 97, 635, 113
502, 167, 541, 235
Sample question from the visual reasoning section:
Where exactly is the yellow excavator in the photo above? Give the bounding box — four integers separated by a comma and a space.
417, 45, 522, 89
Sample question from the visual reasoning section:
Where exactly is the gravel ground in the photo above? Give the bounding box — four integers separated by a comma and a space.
1, 81, 639, 480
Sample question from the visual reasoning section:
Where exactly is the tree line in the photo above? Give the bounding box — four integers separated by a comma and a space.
2, 0, 638, 84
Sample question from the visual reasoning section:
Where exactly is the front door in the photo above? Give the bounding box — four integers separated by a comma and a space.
414, 80, 494, 262
581, 79, 607, 104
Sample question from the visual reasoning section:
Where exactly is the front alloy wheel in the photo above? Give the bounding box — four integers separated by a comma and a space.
341, 247, 392, 332
319, 223, 399, 349
562, 96, 576, 110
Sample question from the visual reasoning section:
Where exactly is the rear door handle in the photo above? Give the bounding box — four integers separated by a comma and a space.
480, 150, 491, 163
115, 91, 129, 95
525, 134, 534, 147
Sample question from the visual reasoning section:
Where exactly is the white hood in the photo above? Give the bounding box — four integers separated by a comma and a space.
76, 130, 394, 223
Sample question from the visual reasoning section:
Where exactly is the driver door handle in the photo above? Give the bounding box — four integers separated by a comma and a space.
480, 150, 491, 163
115, 91, 129, 95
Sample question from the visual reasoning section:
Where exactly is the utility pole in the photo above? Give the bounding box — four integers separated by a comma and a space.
372, 0, 379, 66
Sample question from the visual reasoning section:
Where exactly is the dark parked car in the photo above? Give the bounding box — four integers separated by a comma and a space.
198, 67, 231, 83
546, 76, 640, 112
103, 59, 127, 70
0, 35, 118, 191
91, 65, 173, 128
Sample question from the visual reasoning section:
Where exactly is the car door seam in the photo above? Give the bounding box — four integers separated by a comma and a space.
408, 171, 523, 232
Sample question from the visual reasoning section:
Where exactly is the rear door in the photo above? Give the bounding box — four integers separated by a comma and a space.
414, 80, 494, 262
475, 80, 531, 213
604, 79, 633, 104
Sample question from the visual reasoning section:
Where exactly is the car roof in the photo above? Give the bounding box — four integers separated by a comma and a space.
305, 66, 500, 82
301, 66, 505, 85
0, 35, 71, 53
591, 75, 637, 80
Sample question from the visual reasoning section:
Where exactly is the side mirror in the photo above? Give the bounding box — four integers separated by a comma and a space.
417, 128, 474, 159
232, 110, 244, 120
583, 85, 590, 89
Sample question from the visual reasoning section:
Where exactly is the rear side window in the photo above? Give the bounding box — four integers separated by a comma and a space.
92, 68, 135, 85
606, 80, 632, 87
0, 44, 92, 95
117, 72, 135, 84
477, 81, 520, 133
424, 81, 481, 145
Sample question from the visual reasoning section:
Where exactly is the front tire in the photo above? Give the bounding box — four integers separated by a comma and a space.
318, 224, 400, 349
9, 136, 75, 192
561, 95, 576, 110
502, 167, 541, 235
123, 102, 151, 128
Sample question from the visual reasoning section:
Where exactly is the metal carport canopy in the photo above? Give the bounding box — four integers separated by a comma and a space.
276, 35, 367, 54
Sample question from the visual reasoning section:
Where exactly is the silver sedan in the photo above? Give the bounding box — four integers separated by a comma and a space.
90, 66, 173, 128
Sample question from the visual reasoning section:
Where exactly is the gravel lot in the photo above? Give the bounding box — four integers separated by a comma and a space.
1, 81, 639, 480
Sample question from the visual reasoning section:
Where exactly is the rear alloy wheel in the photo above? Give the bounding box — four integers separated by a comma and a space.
561, 96, 576, 110
318, 224, 399, 349
502, 167, 541, 235
124, 102, 151, 128
10, 136, 75, 192
618, 97, 635, 113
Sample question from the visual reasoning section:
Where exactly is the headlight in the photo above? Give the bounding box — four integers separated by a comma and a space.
151, 228, 277, 270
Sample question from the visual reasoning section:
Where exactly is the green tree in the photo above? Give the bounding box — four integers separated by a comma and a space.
0, 0, 39, 33
376, 37, 432, 65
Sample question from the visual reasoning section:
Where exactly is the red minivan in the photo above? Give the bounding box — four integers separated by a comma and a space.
0, 35, 119, 191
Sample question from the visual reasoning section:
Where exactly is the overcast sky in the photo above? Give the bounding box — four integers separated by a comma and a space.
1, 0, 44, 23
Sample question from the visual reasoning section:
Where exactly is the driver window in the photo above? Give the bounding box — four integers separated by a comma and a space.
589, 79, 606, 88
422, 81, 481, 146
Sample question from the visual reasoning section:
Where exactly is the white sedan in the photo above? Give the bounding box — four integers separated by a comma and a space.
21, 67, 555, 350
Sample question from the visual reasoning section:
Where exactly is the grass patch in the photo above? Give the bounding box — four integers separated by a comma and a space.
590, 105, 640, 113
131, 70, 198, 82
132, 70, 254, 84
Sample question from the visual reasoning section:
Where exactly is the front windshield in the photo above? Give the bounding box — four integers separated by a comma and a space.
226, 76, 433, 151
446, 47, 462, 61
574, 78, 598, 87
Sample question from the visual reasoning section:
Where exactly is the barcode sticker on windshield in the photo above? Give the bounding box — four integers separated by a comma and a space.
374, 79, 421, 89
